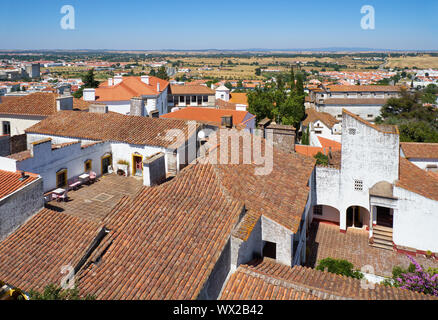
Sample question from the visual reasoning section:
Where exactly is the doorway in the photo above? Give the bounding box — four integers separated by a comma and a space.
376, 206, 393, 228
347, 206, 363, 228
132, 154, 143, 177
262, 241, 276, 260
101, 155, 112, 175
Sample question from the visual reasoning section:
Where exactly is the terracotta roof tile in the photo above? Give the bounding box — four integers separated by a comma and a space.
161, 107, 249, 127
0, 170, 39, 200
323, 98, 388, 105
0, 92, 90, 116
95, 76, 169, 102
0, 208, 102, 293
26, 111, 196, 148
326, 85, 401, 92
221, 258, 436, 300
229, 93, 248, 105
396, 157, 438, 201
302, 109, 339, 128
169, 84, 214, 95
401, 142, 438, 159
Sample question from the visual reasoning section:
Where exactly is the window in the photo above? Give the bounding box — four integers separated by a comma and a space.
2, 121, 10, 135
367, 114, 373, 118
337, 114, 342, 118
313, 205, 323, 216
84, 159, 92, 172
191, 95, 196, 102
179, 95, 184, 103
348, 128, 357, 135
354, 179, 363, 191
203, 95, 208, 103
315, 130, 322, 134
56, 169, 68, 188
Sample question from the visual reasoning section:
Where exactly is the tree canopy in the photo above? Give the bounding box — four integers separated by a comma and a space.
247, 68, 306, 128
378, 88, 438, 143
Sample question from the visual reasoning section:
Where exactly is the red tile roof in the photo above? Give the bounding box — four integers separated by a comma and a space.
0, 208, 103, 292
221, 258, 436, 300
161, 107, 249, 127
401, 142, 438, 159
95, 76, 169, 102
229, 93, 248, 106
302, 108, 339, 128
0, 92, 90, 116
396, 157, 438, 201
323, 98, 388, 105
26, 111, 196, 148
169, 84, 214, 95
326, 85, 401, 92
317, 136, 341, 151
79, 164, 244, 300
0, 170, 39, 200
216, 98, 238, 110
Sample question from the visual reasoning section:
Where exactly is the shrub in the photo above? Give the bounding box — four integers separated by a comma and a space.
29, 284, 95, 300
381, 256, 438, 296
316, 257, 364, 279
314, 152, 329, 166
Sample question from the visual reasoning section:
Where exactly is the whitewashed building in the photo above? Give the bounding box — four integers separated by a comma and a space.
0, 110, 198, 192
83, 75, 169, 116
312, 109, 438, 254
400, 142, 438, 172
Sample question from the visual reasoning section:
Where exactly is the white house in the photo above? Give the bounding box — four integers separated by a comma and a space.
301, 108, 341, 144
215, 85, 230, 102
0, 110, 199, 193
312, 109, 438, 254
168, 84, 215, 108
0, 92, 90, 137
83, 75, 169, 116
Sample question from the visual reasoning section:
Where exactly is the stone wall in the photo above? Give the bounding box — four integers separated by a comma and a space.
0, 177, 44, 241
265, 123, 296, 154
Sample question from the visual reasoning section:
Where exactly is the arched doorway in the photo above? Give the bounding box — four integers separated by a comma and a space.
346, 206, 369, 229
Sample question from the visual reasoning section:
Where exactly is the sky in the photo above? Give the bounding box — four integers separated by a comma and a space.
0, 0, 437, 50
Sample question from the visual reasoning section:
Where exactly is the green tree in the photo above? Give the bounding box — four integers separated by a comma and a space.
301, 126, 310, 145
255, 67, 261, 76
314, 152, 329, 166
224, 82, 233, 90
156, 66, 169, 80
316, 257, 364, 279
149, 68, 156, 76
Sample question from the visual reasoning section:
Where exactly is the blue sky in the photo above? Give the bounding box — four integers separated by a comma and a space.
1, 0, 437, 50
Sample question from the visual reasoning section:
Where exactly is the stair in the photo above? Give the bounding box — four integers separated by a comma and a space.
370, 225, 394, 251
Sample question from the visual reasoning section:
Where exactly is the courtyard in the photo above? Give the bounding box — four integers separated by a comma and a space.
306, 221, 438, 278
45, 173, 144, 223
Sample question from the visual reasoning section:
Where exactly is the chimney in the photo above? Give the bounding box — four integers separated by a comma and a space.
157, 82, 160, 92
83, 88, 96, 101
114, 75, 123, 85
141, 75, 150, 85
143, 152, 166, 186
89, 104, 108, 114
221, 115, 233, 128
265, 123, 296, 154
108, 78, 113, 86
130, 97, 145, 116
29, 138, 52, 158
56, 95, 73, 111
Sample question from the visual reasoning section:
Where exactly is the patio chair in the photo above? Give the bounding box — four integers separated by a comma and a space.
57, 190, 69, 202
89, 171, 97, 184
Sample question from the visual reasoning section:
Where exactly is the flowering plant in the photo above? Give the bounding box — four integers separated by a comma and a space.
394, 255, 438, 296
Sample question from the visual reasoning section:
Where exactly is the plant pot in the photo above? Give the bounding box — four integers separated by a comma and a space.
117, 164, 129, 176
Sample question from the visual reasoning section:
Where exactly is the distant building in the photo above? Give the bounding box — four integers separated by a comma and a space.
83, 75, 169, 116
168, 84, 215, 109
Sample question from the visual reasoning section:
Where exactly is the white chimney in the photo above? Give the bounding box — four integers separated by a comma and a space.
141, 75, 150, 85
157, 82, 160, 92
83, 88, 96, 101
108, 78, 113, 86
56, 95, 73, 111
114, 76, 123, 85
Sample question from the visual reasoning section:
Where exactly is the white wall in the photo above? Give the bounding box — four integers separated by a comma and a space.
317, 105, 382, 123
393, 186, 438, 252
15, 140, 111, 192
0, 114, 45, 136
261, 216, 293, 267
406, 158, 438, 170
